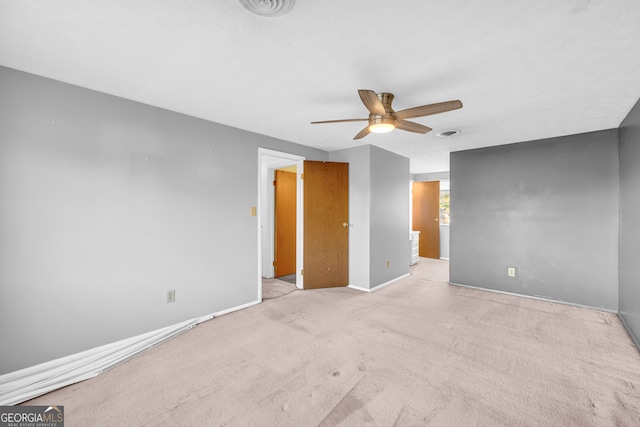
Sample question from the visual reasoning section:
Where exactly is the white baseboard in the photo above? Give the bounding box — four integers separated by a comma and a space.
348, 273, 410, 293
618, 312, 640, 351
347, 284, 370, 292
0, 299, 261, 406
215, 299, 260, 317
448, 282, 618, 314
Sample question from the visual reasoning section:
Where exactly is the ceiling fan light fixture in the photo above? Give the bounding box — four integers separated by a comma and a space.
311, 89, 463, 140
369, 123, 395, 133
369, 117, 395, 133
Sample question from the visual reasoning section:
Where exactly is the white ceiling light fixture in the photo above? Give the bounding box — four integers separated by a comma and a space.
369, 117, 396, 134
239, 0, 295, 17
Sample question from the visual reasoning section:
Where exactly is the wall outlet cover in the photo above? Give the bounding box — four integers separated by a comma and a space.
167, 290, 176, 303
507, 267, 516, 277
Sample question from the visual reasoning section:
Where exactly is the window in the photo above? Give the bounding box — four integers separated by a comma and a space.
440, 190, 450, 224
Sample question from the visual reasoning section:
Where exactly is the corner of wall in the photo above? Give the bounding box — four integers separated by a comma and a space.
618, 95, 640, 350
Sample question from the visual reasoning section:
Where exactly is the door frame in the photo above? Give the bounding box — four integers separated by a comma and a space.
258, 148, 305, 301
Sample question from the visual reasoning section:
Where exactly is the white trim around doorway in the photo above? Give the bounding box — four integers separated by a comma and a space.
258, 148, 305, 301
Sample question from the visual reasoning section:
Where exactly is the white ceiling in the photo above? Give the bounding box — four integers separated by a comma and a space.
1, 0, 639, 173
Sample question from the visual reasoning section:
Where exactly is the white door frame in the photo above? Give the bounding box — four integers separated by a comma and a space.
258, 148, 305, 301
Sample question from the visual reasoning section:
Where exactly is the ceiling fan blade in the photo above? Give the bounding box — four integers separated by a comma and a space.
394, 100, 463, 120
353, 126, 371, 140
311, 118, 368, 124
395, 120, 432, 134
358, 90, 386, 116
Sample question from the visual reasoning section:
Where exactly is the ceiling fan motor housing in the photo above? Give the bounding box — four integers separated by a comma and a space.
369, 115, 396, 127
377, 92, 395, 112
369, 92, 396, 131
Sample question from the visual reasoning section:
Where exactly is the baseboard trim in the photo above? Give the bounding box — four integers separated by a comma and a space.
347, 284, 370, 292
448, 281, 618, 314
215, 299, 260, 317
348, 273, 410, 293
0, 299, 261, 406
618, 312, 640, 353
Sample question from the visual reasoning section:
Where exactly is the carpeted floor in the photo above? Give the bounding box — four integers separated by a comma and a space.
276, 273, 297, 285
262, 277, 298, 300
24, 258, 640, 426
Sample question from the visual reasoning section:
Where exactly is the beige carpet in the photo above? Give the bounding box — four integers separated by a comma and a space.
262, 277, 298, 300
25, 259, 640, 426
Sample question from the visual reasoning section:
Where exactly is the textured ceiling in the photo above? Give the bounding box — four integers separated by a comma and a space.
1, 0, 639, 173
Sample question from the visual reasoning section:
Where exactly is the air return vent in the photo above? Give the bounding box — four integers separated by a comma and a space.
239, 0, 295, 17
437, 129, 462, 138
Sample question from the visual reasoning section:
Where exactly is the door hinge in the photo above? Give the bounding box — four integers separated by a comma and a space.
301, 269, 304, 275
272, 261, 276, 266
300, 173, 304, 180
273, 180, 276, 186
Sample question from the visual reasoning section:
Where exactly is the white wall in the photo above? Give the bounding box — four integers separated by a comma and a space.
439, 225, 450, 260
329, 146, 371, 288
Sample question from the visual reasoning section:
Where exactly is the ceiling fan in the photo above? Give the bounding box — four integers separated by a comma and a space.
311, 89, 463, 140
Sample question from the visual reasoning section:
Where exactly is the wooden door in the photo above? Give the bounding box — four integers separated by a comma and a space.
412, 181, 440, 259
303, 160, 349, 289
274, 170, 297, 277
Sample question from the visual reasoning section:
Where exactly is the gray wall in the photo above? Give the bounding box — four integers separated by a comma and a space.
450, 129, 619, 310
369, 145, 410, 288
331, 145, 410, 290
619, 97, 640, 345
0, 66, 328, 374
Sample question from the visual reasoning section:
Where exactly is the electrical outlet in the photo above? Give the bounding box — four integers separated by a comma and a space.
386, 260, 390, 268
507, 267, 516, 277
167, 290, 175, 303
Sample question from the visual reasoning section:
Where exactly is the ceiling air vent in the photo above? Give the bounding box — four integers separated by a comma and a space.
239, 0, 295, 17
437, 129, 462, 138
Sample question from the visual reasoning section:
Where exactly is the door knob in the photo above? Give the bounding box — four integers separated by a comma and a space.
343, 222, 350, 228
434, 218, 439, 222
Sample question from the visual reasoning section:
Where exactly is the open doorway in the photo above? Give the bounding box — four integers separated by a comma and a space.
258, 150, 350, 300
258, 149, 305, 302
412, 180, 441, 259
274, 167, 297, 283
411, 179, 450, 260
